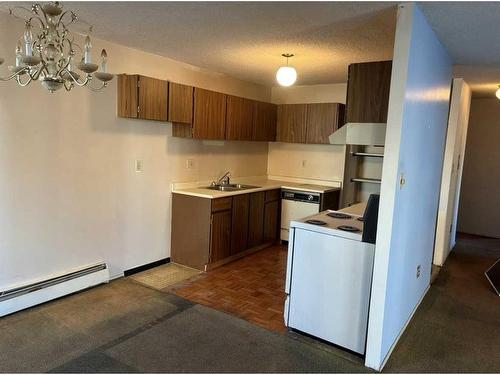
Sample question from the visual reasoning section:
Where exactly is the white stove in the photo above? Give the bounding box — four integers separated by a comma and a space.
284, 208, 375, 355
290, 210, 365, 241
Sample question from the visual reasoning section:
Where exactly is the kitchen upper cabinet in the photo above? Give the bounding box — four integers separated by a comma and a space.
210, 210, 232, 263
168, 82, 193, 124
248, 191, 266, 248
138, 76, 169, 121
276, 104, 308, 143
230, 194, 249, 255
193, 88, 227, 140
253, 101, 277, 141
306, 103, 345, 144
117, 74, 168, 121
345, 60, 392, 124
117, 74, 138, 118
226, 96, 254, 141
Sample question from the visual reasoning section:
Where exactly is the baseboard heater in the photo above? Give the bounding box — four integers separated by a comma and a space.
0, 263, 109, 317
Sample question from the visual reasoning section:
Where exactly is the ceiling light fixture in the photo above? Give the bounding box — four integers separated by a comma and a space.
0, 2, 113, 93
496, 85, 500, 100
276, 53, 297, 87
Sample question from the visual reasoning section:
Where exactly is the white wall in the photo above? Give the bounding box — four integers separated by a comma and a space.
458, 98, 500, 239
433, 79, 471, 266
365, 4, 452, 370
268, 84, 347, 183
0, 12, 270, 288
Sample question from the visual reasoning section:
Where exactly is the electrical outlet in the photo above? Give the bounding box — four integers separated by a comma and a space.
186, 159, 194, 169
135, 159, 143, 173
416, 264, 421, 278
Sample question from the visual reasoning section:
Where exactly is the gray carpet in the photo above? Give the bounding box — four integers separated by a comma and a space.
0, 234, 498, 373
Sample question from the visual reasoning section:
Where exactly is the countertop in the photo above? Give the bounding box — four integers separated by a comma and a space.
172, 177, 341, 199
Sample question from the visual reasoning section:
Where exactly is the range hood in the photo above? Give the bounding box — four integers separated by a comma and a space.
329, 122, 386, 146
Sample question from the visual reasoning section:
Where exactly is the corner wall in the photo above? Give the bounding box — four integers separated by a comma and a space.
365, 3, 452, 370
0, 11, 270, 288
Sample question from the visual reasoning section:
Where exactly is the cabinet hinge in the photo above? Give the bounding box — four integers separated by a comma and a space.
137, 106, 140, 114
137, 80, 140, 88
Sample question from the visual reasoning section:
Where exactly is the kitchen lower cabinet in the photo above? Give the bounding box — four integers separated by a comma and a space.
248, 191, 266, 248
210, 210, 232, 263
263, 199, 280, 242
230, 194, 249, 255
171, 191, 280, 271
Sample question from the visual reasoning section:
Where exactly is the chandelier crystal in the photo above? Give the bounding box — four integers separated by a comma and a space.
0, 2, 113, 93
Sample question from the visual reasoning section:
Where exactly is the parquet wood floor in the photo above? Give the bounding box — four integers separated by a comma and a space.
173, 245, 288, 333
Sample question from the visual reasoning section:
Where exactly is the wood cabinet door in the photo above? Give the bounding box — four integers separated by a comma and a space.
263, 200, 280, 242
210, 210, 232, 263
306, 103, 345, 144
345, 60, 392, 124
138, 76, 168, 121
248, 191, 265, 248
226, 96, 254, 141
230, 194, 249, 255
117, 74, 138, 118
193, 88, 227, 140
252, 101, 277, 141
276, 104, 307, 143
168, 82, 193, 124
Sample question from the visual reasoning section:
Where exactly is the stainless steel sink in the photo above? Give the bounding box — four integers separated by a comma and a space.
205, 184, 260, 191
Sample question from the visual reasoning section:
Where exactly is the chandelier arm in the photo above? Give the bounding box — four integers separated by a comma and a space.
87, 81, 107, 92
63, 80, 73, 92
29, 65, 44, 81
15, 74, 33, 87
0, 67, 30, 82
27, 15, 46, 30
56, 56, 72, 77
61, 68, 91, 87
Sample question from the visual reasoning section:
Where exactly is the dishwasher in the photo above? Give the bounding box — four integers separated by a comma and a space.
280, 189, 321, 241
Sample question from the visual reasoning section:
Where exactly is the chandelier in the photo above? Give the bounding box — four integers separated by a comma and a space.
0, 2, 113, 92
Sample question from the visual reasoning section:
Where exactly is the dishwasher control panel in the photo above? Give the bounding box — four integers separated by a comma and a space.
281, 189, 320, 204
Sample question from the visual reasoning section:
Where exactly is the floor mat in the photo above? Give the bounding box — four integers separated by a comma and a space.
129, 263, 202, 291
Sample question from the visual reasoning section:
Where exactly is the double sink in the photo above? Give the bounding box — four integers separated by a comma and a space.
205, 184, 260, 192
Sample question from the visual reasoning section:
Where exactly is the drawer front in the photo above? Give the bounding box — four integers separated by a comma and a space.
212, 197, 232, 212
265, 189, 280, 202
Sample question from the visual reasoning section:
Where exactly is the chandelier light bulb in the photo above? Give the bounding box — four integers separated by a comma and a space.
496, 86, 500, 100
276, 53, 297, 87
101, 49, 108, 72
84, 35, 92, 64
15, 39, 22, 67
24, 22, 33, 56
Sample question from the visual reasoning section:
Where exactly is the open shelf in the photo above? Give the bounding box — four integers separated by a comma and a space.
352, 152, 384, 158
351, 177, 382, 184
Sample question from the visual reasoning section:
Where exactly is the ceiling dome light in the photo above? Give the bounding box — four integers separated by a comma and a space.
496, 86, 500, 99
276, 53, 297, 87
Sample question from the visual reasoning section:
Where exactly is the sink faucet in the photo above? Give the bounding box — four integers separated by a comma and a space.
214, 171, 231, 186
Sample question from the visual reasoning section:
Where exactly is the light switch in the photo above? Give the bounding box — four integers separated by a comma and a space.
135, 159, 143, 173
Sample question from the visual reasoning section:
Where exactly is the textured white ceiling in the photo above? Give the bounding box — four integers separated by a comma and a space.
2, 2, 500, 94
0, 1, 397, 87
420, 2, 500, 97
